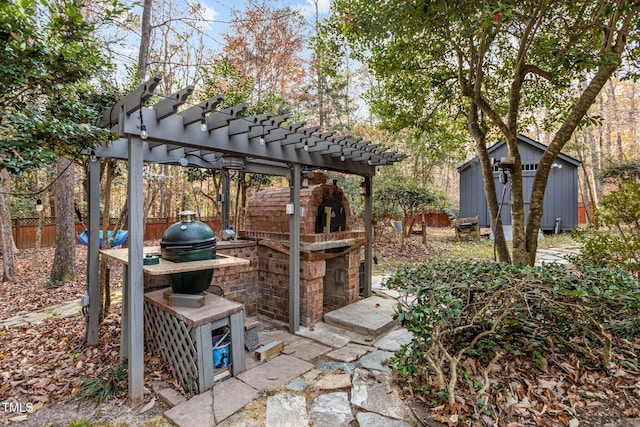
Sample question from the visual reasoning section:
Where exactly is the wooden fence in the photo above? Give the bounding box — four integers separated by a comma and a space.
406, 212, 452, 228
7, 217, 222, 250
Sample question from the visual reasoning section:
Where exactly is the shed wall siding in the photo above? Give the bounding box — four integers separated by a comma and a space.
458, 138, 579, 232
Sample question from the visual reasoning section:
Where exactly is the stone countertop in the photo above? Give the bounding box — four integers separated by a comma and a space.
144, 288, 244, 328
100, 246, 249, 276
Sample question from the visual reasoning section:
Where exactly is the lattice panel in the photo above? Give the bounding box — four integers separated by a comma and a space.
144, 302, 201, 393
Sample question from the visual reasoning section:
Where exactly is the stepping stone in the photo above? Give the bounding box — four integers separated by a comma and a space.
237, 354, 313, 391
302, 369, 323, 383
316, 361, 356, 373
310, 392, 353, 427
313, 373, 351, 390
286, 378, 308, 392
324, 296, 397, 337
327, 343, 373, 362
259, 328, 300, 346
266, 393, 308, 427
213, 377, 259, 423
284, 338, 332, 361
295, 323, 350, 348
358, 350, 394, 372
157, 388, 186, 408
357, 411, 413, 427
374, 329, 413, 352
164, 390, 214, 427
351, 368, 411, 421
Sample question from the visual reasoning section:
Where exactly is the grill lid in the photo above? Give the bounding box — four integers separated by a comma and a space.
161, 211, 217, 252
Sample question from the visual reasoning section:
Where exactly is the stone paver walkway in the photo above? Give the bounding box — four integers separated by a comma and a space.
0, 291, 122, 329
535, 245, 581, 265
164, 312, 416, 427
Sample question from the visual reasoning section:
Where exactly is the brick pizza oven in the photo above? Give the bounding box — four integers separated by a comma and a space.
241, 172, 365, 326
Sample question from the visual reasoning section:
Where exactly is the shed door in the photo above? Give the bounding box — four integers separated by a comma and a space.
493, 169, 535, 226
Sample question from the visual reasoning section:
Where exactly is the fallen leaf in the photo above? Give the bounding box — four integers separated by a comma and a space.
139, 397, 156, 414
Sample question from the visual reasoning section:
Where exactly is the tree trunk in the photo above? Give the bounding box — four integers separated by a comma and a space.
50, 157, 76, 282
138, 0, 153, 81
0, 169, 16, 282
524, 46, 625, 265
98, 159, 117, 322
467, 103, 511, 263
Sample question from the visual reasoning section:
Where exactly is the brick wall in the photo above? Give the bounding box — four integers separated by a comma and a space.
211, 241, 258, 315
141, 240, 259, 316
245, 183, 353, 235
255, 242, 361, 327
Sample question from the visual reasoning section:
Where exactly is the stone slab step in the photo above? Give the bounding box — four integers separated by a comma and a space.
323, 296, 397, 337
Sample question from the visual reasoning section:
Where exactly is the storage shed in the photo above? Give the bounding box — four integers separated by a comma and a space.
458, 134, 581, 232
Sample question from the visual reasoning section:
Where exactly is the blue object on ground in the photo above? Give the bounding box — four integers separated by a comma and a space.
77, 229, 129, 248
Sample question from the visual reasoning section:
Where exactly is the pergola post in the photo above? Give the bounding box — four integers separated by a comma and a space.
363, 175, 373, 297
87, 157, 101, 345
221, 168, 231, 231
126, 134, 145, 406
289, 163, 301, 333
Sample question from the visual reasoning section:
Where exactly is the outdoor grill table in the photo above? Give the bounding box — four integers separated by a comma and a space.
100, 246, 250, 393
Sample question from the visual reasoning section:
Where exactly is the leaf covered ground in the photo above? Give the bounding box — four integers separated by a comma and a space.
0, 247, 175, 426
1, 235, 639, 426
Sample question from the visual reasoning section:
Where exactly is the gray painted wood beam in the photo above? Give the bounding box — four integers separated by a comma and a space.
205, 104, 248, 131
263, 121, 305, 144
180, 95, 224, 126
126, 135, 145, 406
153, 86, 194, 120
289, 163, 301, 333
99, 75, 161, 127
121, 110, 376, 175
363, 175, 373, 298
87, 158, 100, 345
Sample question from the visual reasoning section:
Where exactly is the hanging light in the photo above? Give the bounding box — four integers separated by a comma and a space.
222, 156, 245, 170
139, 107, 148, 139
259, 136, 265, 145
200, 107, 207, 132
90, 150, 97, 162
35, 199, 43, 212
303, 139, 309, 151
340, 154, 345, 161
179, 157, 189, 167
359, 180, 371, 197
106, 133, 113, 147
140, 124, 148, 140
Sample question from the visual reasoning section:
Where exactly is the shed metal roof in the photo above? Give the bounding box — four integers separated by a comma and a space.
457, 134, 581, 173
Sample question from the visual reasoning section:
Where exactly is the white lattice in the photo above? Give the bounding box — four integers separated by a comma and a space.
144, 302, 201, 393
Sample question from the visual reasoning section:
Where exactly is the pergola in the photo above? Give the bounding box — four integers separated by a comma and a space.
85, 76, 407, 404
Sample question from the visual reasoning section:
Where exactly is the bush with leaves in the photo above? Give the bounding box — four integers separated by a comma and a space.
374, 176, 439, 237
385, 260, 640, 412
575, 161, 640, 278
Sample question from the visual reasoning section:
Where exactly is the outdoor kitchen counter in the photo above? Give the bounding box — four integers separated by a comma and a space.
100, 246, 250, 275
101, 246, 249, 393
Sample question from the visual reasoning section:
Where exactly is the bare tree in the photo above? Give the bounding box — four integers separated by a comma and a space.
50, 157, 76, 282
0, 169, 16, 282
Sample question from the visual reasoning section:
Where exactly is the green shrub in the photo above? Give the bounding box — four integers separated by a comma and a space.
575, 181, 640, 278
76, 360, 128, 406
385, 260, 640, 410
